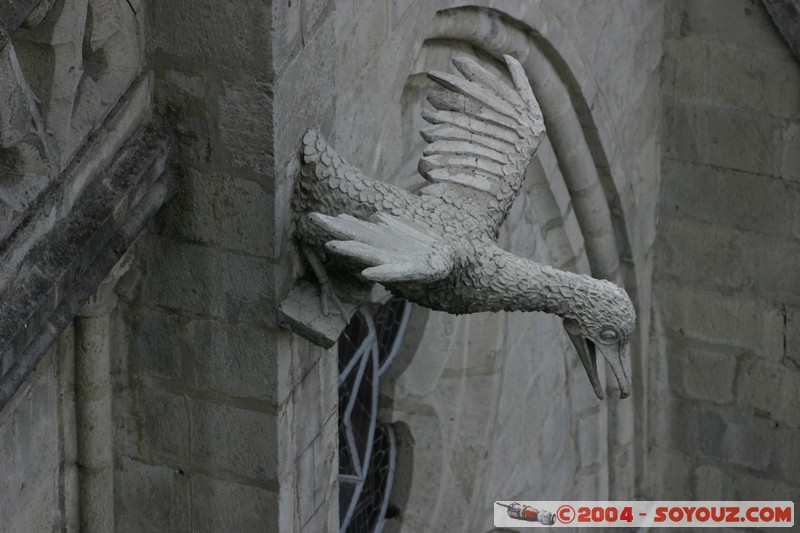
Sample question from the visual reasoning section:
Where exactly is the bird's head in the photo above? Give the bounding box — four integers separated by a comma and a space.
561, 279, 636, 400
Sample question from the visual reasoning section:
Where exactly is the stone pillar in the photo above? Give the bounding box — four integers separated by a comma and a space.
129, 0, 339, 530
73, 255, 132, 533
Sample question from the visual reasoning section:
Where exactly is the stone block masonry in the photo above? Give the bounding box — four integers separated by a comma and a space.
111, 0, 338, 531
0, 329, 78, 532
653, 0, 800, 503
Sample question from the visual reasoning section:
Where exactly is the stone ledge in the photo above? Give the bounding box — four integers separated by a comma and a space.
278, 279, 370, 348
0, 118, 175, 408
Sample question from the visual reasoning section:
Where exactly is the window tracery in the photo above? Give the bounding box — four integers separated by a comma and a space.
338, 298, 411, 533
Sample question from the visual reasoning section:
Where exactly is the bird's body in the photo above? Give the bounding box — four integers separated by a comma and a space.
292, 55, 636, 399
294, 129, 491, 245
295, 129, 491, 312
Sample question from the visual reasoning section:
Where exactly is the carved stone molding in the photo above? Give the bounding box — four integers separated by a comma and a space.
1, 0, 151, 402
0, 74, 174, 408
77, 251, 134, 317
1, 0, 143, 244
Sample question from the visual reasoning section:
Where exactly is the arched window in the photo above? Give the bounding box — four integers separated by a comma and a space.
338, 298, 411, 533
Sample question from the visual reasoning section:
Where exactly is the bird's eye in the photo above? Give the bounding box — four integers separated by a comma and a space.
599, 328, 618, 343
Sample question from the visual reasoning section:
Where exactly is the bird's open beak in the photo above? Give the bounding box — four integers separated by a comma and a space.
563, 320, 630, 400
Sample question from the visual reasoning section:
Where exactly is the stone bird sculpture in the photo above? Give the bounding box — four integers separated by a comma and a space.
292, 55, 635, 399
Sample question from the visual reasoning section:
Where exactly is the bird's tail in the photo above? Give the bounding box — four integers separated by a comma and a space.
296, 128, 349, 203
300, 128, 345, 169
301, 128, 323, 165
295, 128, 388, 219
298, 128, 358, 192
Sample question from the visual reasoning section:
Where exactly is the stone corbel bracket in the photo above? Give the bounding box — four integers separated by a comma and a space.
0, 73, 175, 408
277, 149, 372, 349
278, 278, 371, 348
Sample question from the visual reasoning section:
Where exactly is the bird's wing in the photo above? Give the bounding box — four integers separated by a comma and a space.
308, 212, 455, 284
419, 54, 546, 237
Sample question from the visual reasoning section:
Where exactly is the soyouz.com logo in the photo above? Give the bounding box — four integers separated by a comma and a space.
493, 501, 795, 527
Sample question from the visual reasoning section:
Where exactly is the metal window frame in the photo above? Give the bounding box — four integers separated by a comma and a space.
338, 299, 411, 533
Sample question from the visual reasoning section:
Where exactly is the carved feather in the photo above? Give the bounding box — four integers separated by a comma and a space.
419, 55, 546, 236
420, 124, 517, 154
309, 212, 455, 284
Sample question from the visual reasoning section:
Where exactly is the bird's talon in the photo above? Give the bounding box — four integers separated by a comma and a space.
320, 283, 348, 320
334, 294, 349, 319
320, 289, 330, 317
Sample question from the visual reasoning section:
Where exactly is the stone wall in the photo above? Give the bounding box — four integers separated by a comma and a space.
110, 0, 338, 531
114, 0, 666, 531
4, 1, 798, 531
654, 0, 800, 502
0, 331, 77, 533
0, 0, 160, 531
